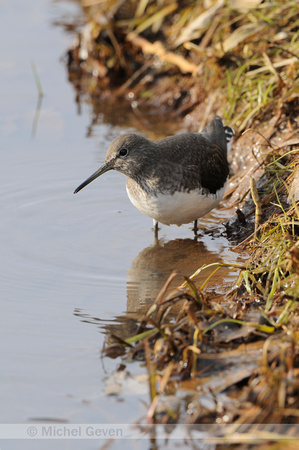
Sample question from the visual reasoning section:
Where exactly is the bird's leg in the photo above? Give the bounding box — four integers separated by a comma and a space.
153, 219, 159, 240
193, 219, 198, 235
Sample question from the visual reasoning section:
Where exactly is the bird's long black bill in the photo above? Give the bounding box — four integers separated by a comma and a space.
73, 162, 113, 194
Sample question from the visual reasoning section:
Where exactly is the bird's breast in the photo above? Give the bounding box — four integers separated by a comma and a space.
126, 178, 227, 226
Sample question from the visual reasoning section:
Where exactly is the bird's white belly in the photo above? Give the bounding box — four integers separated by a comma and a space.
126, 184, 226, 226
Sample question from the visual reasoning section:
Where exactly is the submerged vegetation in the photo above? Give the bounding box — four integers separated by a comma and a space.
65, 0, 299, 445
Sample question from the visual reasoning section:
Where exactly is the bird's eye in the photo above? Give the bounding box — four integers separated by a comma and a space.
119, 148, 128, 157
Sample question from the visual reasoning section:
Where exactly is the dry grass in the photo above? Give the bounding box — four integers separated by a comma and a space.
64, 0, 299, 444
102, 150, 299, 437
67, 0, 299, 129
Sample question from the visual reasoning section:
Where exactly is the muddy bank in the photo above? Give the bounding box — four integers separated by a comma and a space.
66, 0, 298, 208
66, 1, 298, 127
62, 0, 299, 444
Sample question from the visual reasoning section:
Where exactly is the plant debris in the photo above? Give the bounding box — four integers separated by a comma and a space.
66, 0, 299, 130
62, 0, 299, 445
101, 150, 299, 440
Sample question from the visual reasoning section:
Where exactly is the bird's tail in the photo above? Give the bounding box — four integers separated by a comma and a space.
201, 116, 234, 154
223, 125, 234, 153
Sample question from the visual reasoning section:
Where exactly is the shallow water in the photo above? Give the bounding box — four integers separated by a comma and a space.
1, 1, 244, 448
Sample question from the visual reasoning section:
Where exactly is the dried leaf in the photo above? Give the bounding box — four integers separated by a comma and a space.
174, 0, 224, 47
221, 23, 266, 53
229, 0, 263, 11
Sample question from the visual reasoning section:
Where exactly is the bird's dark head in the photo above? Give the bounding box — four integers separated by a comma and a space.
74, 134, 153, 194
105, 134, 154, 176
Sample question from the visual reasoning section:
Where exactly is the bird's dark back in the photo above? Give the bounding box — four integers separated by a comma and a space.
153, 132, 229, 194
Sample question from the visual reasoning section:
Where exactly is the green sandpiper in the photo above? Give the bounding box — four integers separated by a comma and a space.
74, 116, 234, 235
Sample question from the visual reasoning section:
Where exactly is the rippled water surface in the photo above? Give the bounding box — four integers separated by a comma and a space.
1, 1, 243, 448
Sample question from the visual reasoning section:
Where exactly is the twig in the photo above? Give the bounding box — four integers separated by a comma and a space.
30, 60, 43, 138
250, 176, 262, 238
31, 60, 43, 97
126, 32, 197, 74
